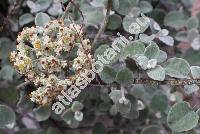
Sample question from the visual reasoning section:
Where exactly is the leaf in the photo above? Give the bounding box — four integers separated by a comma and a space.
113, 0, 139, 15
184, 84, 199, 95
167, 102, 199, 132
121, 41, 145, 59
187, 28, 199, 42
139, 34, 156, 43
0, 105, 15, 128
121, 95, 139, 119
147, 59, 157, 69
187, 16, 199, 30
62, 109, 74, 123
175, 31, 188, 42
116, 99, 131, 114
19, 13, 34, 27
92, 122, 106, 134
99, 65, 117, 84
144, 42, 160, 59
47, 1, 63, 16
164, 11, 187, 29
158, 36, 174, 46
33, 105, 51, 121
35, 12, 50, 26
157, 50, 167, 63
74, 111, 83, 122
139, 1, 153, 13
0, 65, 14, 81
71, 101, 84, 112
123, 15, 150, 34
191, 36, 200, 51
109, 90, 122, 103
190, 66, 200, 79
164, 58, 190, 78
0, 37, 14, 60
115, 68, 134, 85
109, 105, 118, 115
107, 14, 122, 30
141, 125, 160, 134
147, 65, 165, 81
82, 5, 104, 27
150, 91, 168, 112
0, 86, 18, 104
134, 55, 149, 70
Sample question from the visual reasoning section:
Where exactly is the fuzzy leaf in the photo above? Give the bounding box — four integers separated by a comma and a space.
164, 58, 190, 78
167, 102, 199, 132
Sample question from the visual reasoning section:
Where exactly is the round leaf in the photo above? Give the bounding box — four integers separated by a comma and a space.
35, 12, 50, 26
99, 65, 117, 84
0, 105, 15, 128
147, 65, 165, 81
115, 68, 134, 85
164, 58, 190, 78
167, 102, 199, 132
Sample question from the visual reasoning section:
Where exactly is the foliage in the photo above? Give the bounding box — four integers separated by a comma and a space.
0, 0, 200, 134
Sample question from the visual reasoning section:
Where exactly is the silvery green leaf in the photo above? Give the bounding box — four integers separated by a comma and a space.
33, 105, 51, 122
113, 0, 139, 15
134, 55, 149, 70
115, 68, 134, 85
187, 16, 199, 30
27, 0, 52, 13
27, 0, 37, 13
121, 41, 145, 59
164, 58, 190, 79
82, 6, 104, 27
184, 84, 199, 95
99, 66, 117, 84
175, 31, 188, 42
109, 90, 122, 103
116, 98, 131, 114
187, 28, 199, 42
123, 15, 150, 34
9, 19, 19, 32
139, 1, 153, 13
158, 35, 174, 46
35, 12, 50, 26
157, 50, 167, 63
107, 14, 122, 30
164, 11, 187, 29
167, 102, 199, 132
71, 101, 84, 112
190, 66, 200, 79
147, 65, 165, 81
0, 105, 16, 128
74, 111, 83, 122
152, 21, 161, 31
19, 13, 34, 27
191, 36, 200, 50
144, 42, 160, 59
0, 65, 14, 81
150, 91, 168, 112
47, 1, 63, 16
139, 34, 156, 43
158, 29, 169, 36
90, 0, 105, 7
147, 59, 157, 69
141, 125, 160, 134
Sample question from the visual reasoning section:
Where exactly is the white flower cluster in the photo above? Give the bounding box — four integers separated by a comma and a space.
10, 20, 93, 105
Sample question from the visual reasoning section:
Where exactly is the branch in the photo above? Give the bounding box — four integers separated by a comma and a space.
88, 78, 200, 87
91, 0, 112, 46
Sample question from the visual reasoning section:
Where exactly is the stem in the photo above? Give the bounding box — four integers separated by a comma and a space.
91, 0, 112, 46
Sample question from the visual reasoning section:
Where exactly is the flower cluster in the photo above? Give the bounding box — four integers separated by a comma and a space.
10, 20, 93, 105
